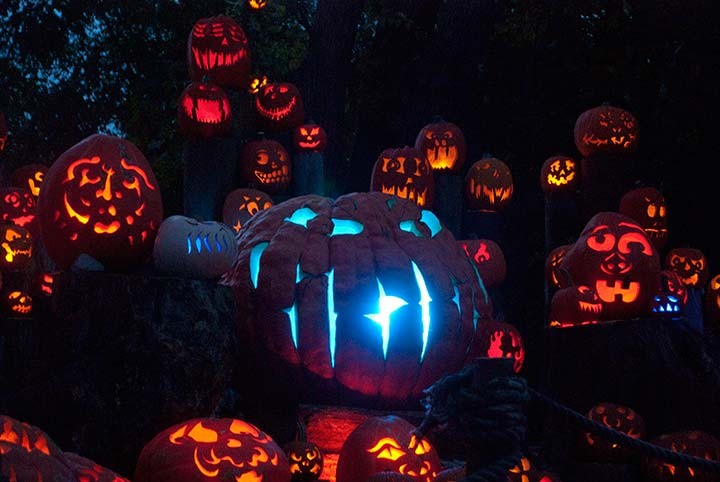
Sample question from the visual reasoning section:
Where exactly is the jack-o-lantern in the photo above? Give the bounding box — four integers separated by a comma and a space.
6, 290, 32, 316
0, 224, 33, 271
559, 212, 660, 321
240, 138, 292, 194
665, 247, 709, 289
187, 15, 251, 90
37, 133, 163, 271
134, 417, 290, 482
285, 430, 324, 482
650, 269, 685, 318
574, 105, 639, 158
579, 402, 645, 462
153, 215, 236, 279
38, 271, 56, 297
255, 82, 305, 132
643, 431, 720, 482
370, 146, 435, 208
336, 415, 440, 482
249, 74, 268, 94
655, 269, 688, 306
540, 155, 579, 194
11, 163, 48, 198
221, 192, 492, 407
413, 117, 466, 174
0, 187, 37, 233
508, 457, 534, 482
248, 0, 268, 10
177, 81, 232, 139
293, 123, 328, 152
65, 451, 132, 482
705, 274, 720, 327
223, 188, 274, 233
548, 285, 602, 328
619, 186, 668, 253
545, 244, 573, 290
0, 112, 7, 154
466, 319, 525, 373
464, 157, 513, 212
458, 239, 506, 288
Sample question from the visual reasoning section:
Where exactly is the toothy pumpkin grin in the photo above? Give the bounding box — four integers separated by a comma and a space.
255, 96, 297, 121
379, 184, 428, 207
191, 47, 246, 70
254, 166, 290, 185
182, 96, 230, 124
595, 279, 640, 303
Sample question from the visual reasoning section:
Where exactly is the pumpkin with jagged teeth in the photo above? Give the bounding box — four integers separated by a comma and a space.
240, 139, 291, 194
254, 82, 305, 132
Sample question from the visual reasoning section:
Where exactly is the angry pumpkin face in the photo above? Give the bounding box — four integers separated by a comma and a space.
293, 124, 328, 152
0, 224, 32, 270
370, 146, 435, 208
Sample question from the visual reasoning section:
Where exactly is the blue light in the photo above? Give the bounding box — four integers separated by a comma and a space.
327, 269, 337, 367
249, 242, 268, 289
330, 218, 364, 236
285, 207, 317, 228
186, 234, 192, 254
420, 210, 442, 237
203, 234, 211, 252
215, 233, 223, 252
364, 280, 408, 359
411, 261, 432, 361
652, 295, 680, 313
452, 283, 461, 315
283, 303, 299, 349
399, 220, 424, 237
195, 236, 202, 253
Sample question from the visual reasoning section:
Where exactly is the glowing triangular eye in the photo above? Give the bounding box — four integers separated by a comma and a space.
300, 128, 308, 136
367, 437, 406, 460
310, 127, 319, 135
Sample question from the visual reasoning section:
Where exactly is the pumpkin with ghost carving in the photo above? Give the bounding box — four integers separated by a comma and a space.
370, 146, 435, 208
221, 192, 492, 408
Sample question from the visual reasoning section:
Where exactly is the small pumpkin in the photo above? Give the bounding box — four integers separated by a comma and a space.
10, 163, 48, 198
255, 82, 305, 132
664, 247, 709, 289
249, 74, 269, 95
545, 244, 573, 290
548, 285, 602, 328
579, 402, 646, 463
284, 421, 324, 482
642, 431, 720, 482
649, 270, 685, 318
293, 123, 328, 152
248, 0, 268, 10
574, 105, 639, 158
619, 186, 668, 253
0, 186, 37, 231
6, 290, 32, 316
466, 319, 525, 373
413, 117, 466, 173
0, 224, 33, 271
223, 188, 274, 233
464, 157, 513, 212
458, 238, 506, 288
177, 80, 233, 139
540, 155, 579, 194
239, 138, 292, 194
370, 146, 435, 208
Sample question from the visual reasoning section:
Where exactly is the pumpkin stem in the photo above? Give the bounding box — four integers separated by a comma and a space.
294, 416, 308, 442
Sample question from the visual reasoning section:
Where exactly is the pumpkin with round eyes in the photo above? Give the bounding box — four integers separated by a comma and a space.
464, 157, 513, 212
37, 133, 163, 271
548, 285, 602, 328
177, 81, 233, 139
223, 188, 274, 233
642, 431, 720, 482
559, 211, 660, 321
336, 415, 440, 482
284, 440, 323, 482
0, 224, 33, 271
0, 187, 37, 233
579, 402, 646, 462
11, 163, 49, 199
187, 15, 251, 90
370, 146, 435, 208
540, 155, 579, 194
664, 247, 709, 289
574, 105, 639, 158
413, 117, 466, 174
248, 74, 268, 95
545, 244, 573, 290
458, 238, 506, 288
255, 82, 305, 132
619, 186, 668, 253
134, 417, 290, 482
704, 274, 720, 327
293, 123, 328, 152
240, 139, 292, 194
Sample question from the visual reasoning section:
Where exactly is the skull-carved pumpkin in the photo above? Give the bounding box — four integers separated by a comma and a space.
545, 244, 573, 290
223, 188, 274, 233
0, 224, 33, 271
458, 238, 506, 288
255, 82, 305, 132
704, 274, 720, 328
187, 15, 251, 90
465, 319, 525, 373
6, 290, 32, 316
221, 192, 492, 407
464, 157, 513, 212
336, 415, 440, 482
370, 146, 435, 208
548, 285, 602, 328
293, 123, 328, 153
643, 431, 720, 482
0, 187, 37, 233
11, 163, 48, 199
619, 186, 668, 253
37, 133, 163, 271
177, 81, 233, 139
579, 402, 646, 463
540, 155, 579, 194
413, 117, 466, 174
153, 215, 236, 279
240, 139, 291, 194
559, 212, 660, 321
574, 105, 639, 158
134, 417, 290, 482
664, 247, 709, 289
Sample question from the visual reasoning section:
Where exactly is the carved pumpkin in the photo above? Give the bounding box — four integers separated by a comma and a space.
548, 285, 602, 328
187, 15, 251, 90
578, 402, 645, 462
464, 157, 513, 212
336, 415, 441, 482
11, 163, 48, 198
0, 187, 37, 233
255, 82, 305, 132
574, 105, 639, 158
650, 270, 685, 318
619, 186, 668, 253
153, 215, 236, 279
643, 431, 720, 482
38, 271, 56, 297
413, 117, 466, 173
545, 244, 573, 290
293, 123, 328, 152
177, 81, 232, 139
458, 238, 506, 288
655, 269, 688, 306
65, 451, 132, 482
221, 192, 492, 407
240, 138, 292, 194
704, 274, 720, 327
466, 319, 525, 373
664, 247, 709, 289
6, 290, 32, 315
508, 457, 534, 482
0, 224, 33, 271
370, 146, 435, 208
37, 133, 163, 271
285, 439, 323, 482
559, 211, 660, 321
223, 188, 274, 233
540, 155, 579, 194
0, 112, 7, 154
249, 74, 268, 95
134, 417, 290, 482
248, 0, 268, 10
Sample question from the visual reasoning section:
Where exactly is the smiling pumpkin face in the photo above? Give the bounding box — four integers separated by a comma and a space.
293, 124, 328, 152
240, 139, 291, 194
370, 146, 435, 208
255, 82, 305, 132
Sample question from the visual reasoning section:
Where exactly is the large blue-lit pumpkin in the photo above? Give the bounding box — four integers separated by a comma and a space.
221, 192, 492, 408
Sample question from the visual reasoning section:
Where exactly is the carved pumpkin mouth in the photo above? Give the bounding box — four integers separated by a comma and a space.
579, 300, 603, 313
254, 166, 290, 185
467, 179, 513, 207
426, 144, 457, 164
191, 47, 246, 70
10, 214, 34, 227
594, 279, 640, 303
182, 96, 230, 124
399, 460, 433, 482
379, 184, 428, 207
1, 243, 31, 263
299, 139, 321, 149
678, 273, 699, 286
644, 228, 667, 238
255, 96, 296, 121
547, 172, 575, 186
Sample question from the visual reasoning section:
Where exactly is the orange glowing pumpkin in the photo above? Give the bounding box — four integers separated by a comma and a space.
239, 138, 292, 194
10, 163, 48, 199
574, 105, 639, 158
0, 224, 33, 271
177, 80, 233, 139
370, 146, 435, 208
464, 157, 513, 212
578, 402, 646, 462
642, 431, 720, 482
255, 82, 305, 132
664, 247, 709, 289
413, 117, 466, 174
548, 285, 602, 328
223, 187, 274, 233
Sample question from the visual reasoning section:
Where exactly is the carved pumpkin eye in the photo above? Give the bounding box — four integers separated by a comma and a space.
226, 438, 242, 448
383, 157, 401, 173
646, 204, 657, 218
256, 150, 270, 165
306, 450, 318, 460
277, 149, 287, 161
279, 86, 289, 94
617, 232, 653, 256
368, 437, 406, 461
409, 436, 431, 455
586, 231, 615, 252
264, 85, 274, 95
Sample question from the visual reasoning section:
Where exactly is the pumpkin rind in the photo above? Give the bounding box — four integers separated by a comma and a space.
574, 105, 639, 158
413, 118, 466, 174
177, 81, 233, 139
370, 146, 435, 209
464, 157, 513, 212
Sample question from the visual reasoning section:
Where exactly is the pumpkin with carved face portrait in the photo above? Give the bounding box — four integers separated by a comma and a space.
545, 244, 573, 290
464, 157, 513, 212
240, 139, 292, 194
664, 247, 709, 289
540, 155, 579, 194
255, 82, 305, 132
465, 319, 525, 373
0, 187, 37, 234
458, 238, 506, 288
574, 105, 639, 158
559, 212, 660, 321
134, 417, 290, 482
0, 224, 33, 271
548, 285, 602, 328
370, 146, 435, 208
619, 186, 668, 253
293, 123, 328, 152
223, 188, 274, 233
336, 415, 440, 482
187, 15, 251, 90
11, 163, 48, 199
578, 402, 646, 463
643, 431, 720, 482
413, 118, 466, 174
38, 133, 163, 271
177, 81, 233, 139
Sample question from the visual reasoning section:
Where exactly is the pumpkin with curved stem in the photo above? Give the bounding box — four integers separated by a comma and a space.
548, 285, 602, 328
619, 186, 668, 253
370, 146, 435, 208
293, 123, 328, 152
464, 157, 513, 212
574, 105, 639, 158
540, 155, 579, 194
11, 163, 48, 199
135, 417, 290, 482
223, 188, 274, 233
458, 238, 506, 288
255, 82, 305, 132
285, 421, 324, 482
413, 117, 466, 174
187, 15, 251, 90
240, 138, 292, 194
37, 133, 163, 271
0, 224, 33, 271
578, 402, 646, 462
664, 247, 709, 289
177, 81, 233, 139
643, 431, 720, 482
